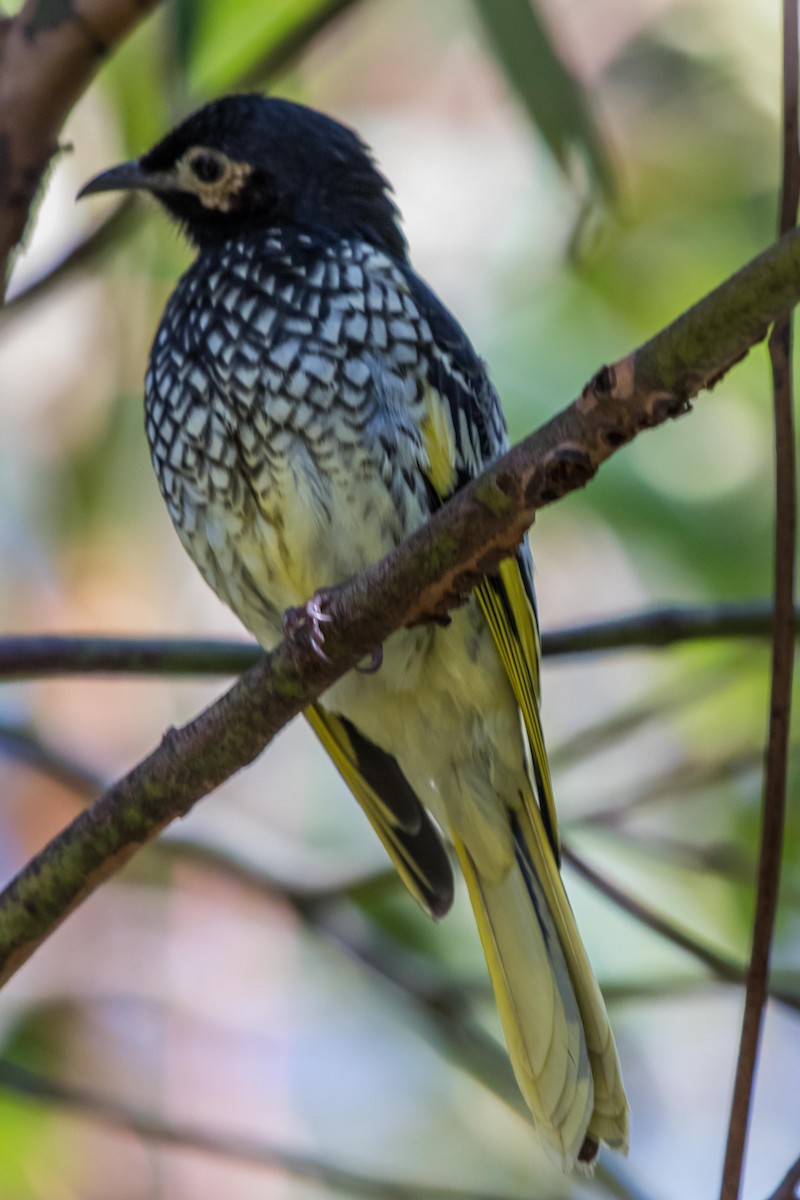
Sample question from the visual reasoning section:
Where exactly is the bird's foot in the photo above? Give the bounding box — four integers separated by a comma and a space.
283, 593, 334, 663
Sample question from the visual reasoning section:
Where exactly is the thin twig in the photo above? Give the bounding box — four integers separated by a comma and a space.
765, 1153, 800, 1200
584, 823, 800, 911
561, 844, 800, 1013
550, 660, 738, 771
160, 833, 400, 907
1, 199, 137, 318
543, 601, 790, 656
0, 1059, 530, 1200
0, 600, 790, 681
0, 721, 102, 798
719, 3, 799, 1195
2, 226, 800, 986
576, 744, 766, 828
0, 635, 262, 680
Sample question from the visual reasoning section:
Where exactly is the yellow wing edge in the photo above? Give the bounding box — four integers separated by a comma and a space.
476, 557, 560, 858
305, 704, 444, 916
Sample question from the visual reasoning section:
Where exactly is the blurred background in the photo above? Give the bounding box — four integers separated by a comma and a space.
1, 0, 798, 1196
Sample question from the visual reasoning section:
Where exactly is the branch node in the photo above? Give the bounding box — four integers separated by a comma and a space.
159, 725, 178, 753
649, 393, 692, 425
536, 445, 595, 504
589, 364, 615, 397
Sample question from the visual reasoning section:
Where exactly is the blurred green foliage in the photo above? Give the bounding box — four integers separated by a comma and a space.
473, 0, 615, 198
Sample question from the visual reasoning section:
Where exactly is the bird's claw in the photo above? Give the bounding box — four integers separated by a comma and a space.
283, 593, 334, 663
355, 645, 384, 674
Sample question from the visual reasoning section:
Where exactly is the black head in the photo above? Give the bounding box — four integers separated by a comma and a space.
79, 94, 407, 260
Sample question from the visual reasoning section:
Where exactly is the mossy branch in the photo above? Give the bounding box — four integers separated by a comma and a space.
1, 227, 799, 985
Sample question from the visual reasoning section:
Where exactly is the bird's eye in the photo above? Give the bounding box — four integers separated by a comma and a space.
188, 151, 226, 184
176, 147, 251, 211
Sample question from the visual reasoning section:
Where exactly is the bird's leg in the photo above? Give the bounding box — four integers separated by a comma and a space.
283, 592, 334, 663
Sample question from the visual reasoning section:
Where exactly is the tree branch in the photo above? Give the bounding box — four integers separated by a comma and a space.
0, 634, 261, 679
542, 601, 794, 656
719, 4, 799, 1195
0, 599, 790, 681
561, 846, 800, 1013
2, 226, 800, 987
0, 0, 161, 291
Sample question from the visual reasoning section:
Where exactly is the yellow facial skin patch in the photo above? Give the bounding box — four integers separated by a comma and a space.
174, 147, 254, 212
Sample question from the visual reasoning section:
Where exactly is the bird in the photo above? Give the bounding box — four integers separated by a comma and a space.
79, 94, 629, 1171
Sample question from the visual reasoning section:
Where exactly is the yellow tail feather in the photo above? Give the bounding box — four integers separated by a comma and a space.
451, 806, 629, 1172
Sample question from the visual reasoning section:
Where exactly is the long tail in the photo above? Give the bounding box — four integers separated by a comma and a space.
451, 802, 629, 1172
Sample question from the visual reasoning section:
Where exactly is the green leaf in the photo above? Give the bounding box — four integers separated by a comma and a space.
472, 0, 614, 199
170, 0, 198, 79
186, 0, 354, 95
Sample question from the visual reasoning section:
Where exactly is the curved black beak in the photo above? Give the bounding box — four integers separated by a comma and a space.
77, 160, 152, 200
